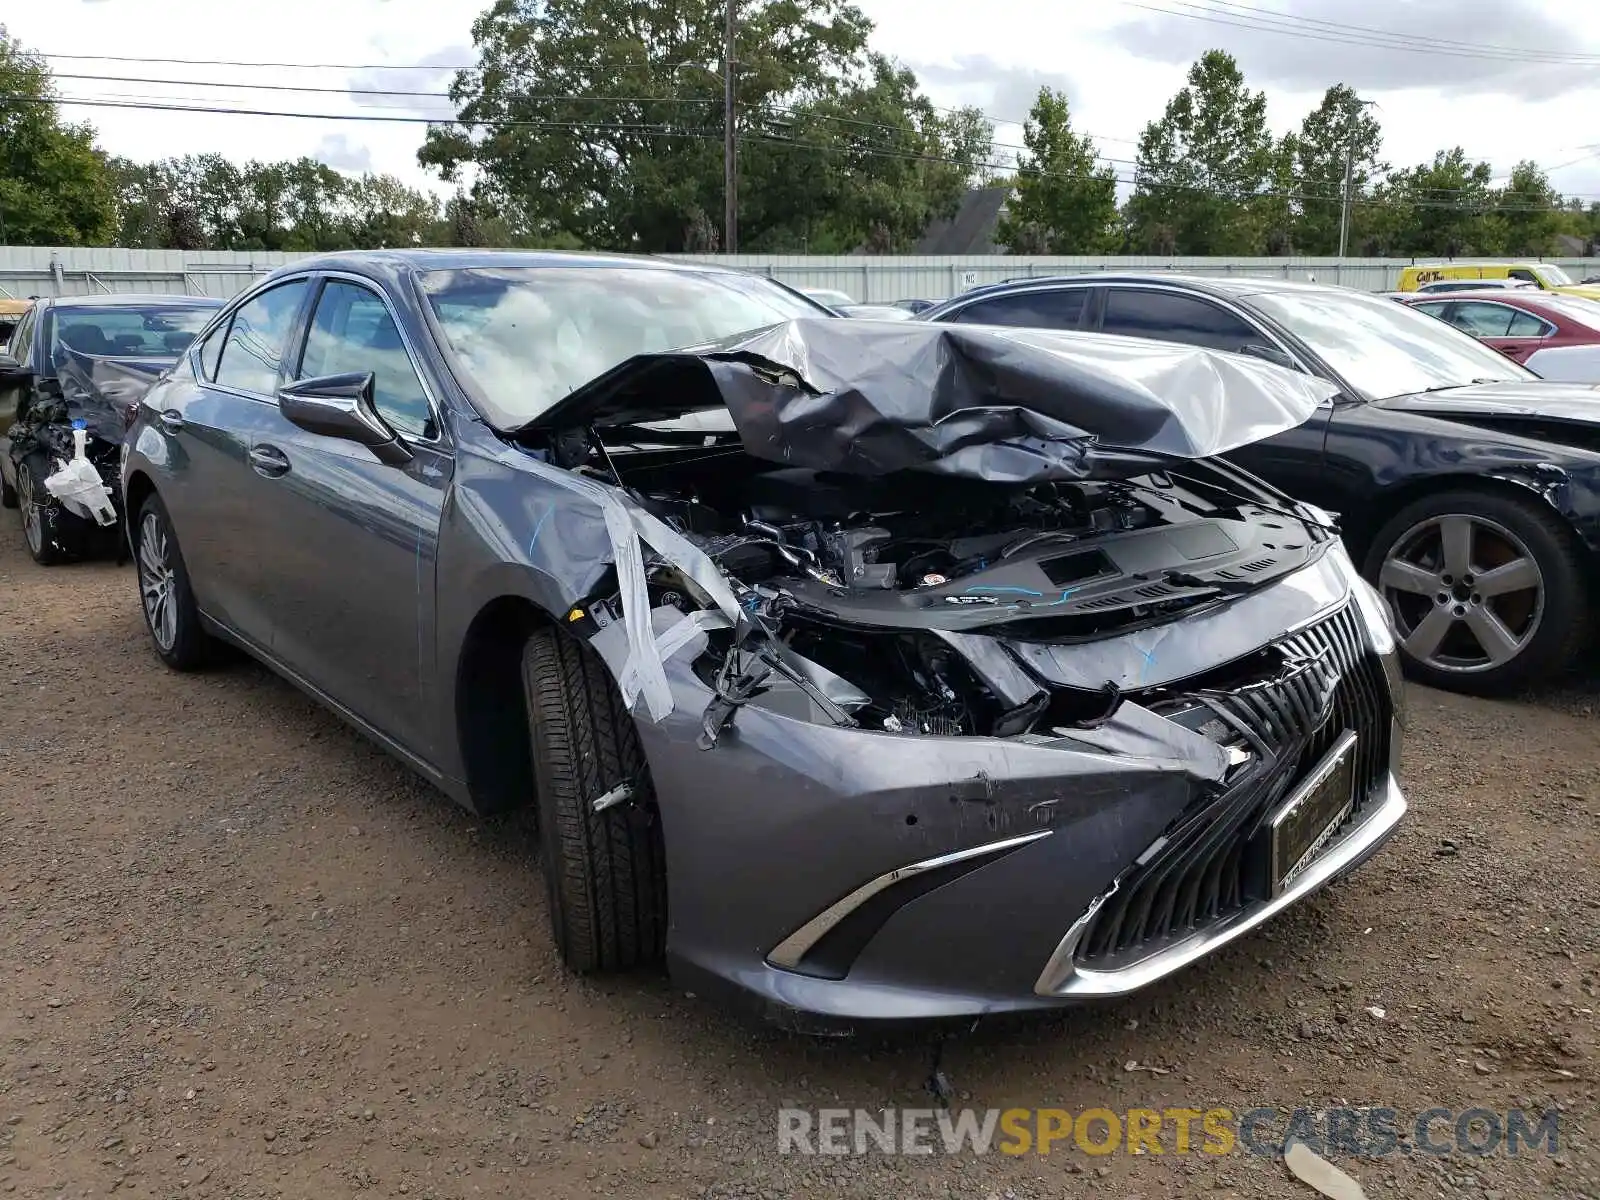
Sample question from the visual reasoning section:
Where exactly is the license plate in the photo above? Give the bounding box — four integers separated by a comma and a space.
1269, 730, 1358, 895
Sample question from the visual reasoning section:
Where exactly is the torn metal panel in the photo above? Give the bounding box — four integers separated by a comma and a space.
525, 319, 1339, 484
1041, 700, 1230, 784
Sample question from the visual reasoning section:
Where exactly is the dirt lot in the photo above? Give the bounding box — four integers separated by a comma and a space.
0, 516, 1595, 1200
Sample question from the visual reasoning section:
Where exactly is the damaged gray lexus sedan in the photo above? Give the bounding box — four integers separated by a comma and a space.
121, 251, 1407, 1026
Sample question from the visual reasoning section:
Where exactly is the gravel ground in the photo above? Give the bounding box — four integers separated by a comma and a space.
0, 515, 1596, 1200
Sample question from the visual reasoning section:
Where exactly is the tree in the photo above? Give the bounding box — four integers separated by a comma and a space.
1370, 148, 1495, 257
419, 0, 987, 252
1492, 160, 1561, 256
994, 87, 1118, 254
1124, 50, 1276, 255
343, 174, 444, 248
1291, 84, 1383, 254
0, 27, 116, 245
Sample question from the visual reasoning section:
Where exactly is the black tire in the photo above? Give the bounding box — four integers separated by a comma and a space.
1362, 488, 1590, 695
17, 452, 83, 565
0, 463, 16, 508
522, 625, 667, 973
132, 491, 213, 671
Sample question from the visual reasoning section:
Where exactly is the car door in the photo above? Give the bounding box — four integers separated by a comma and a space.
1090, 286, 1341, 506
1438, 300, 1551, 363
157, 275, 315, 644
242, 273, 451, 758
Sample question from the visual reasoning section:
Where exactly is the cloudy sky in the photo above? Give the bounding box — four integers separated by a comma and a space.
5, 0, 1598, 205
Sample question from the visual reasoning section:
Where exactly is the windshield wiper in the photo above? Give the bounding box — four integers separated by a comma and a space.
1420, 377, 1513, 393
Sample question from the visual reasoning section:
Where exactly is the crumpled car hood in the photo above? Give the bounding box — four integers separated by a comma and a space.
524, 319, 1338, 484
56, 348, 179, 442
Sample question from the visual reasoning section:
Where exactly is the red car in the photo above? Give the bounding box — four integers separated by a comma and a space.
1397, 289, 1600, 364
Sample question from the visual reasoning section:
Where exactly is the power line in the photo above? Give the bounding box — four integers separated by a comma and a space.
39, 79, 1592, 202
36, 51, 480, 71
31, 74, 1569, 199
17, 91, 1589, 212
1123, 0, 1600, 66
33, 52, 1145, 142
1164, 0, 1600, 64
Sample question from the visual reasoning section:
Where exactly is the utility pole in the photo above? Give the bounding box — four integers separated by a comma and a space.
723, 0, 737, 254
1337, 96, 1377, 259
1337, 141, 1355, 259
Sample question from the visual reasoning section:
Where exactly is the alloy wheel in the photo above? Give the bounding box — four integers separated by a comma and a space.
1378, 513, 1544, 676
137, 510, 180, 652
18, 462, 43, 556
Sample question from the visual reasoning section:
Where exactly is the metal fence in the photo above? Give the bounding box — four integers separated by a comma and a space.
0, 247, 308, 300
5, 247, 1599, 304
666, 254, 1600, 302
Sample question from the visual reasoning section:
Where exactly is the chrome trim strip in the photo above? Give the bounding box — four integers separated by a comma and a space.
1033, 726, 1405, 998
767, 830, 1054, 971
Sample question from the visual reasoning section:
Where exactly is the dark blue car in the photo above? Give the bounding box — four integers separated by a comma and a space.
0, 293, 221, 563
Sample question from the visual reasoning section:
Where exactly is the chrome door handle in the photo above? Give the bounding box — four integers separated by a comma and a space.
159, 410, 184, 432
248, 445, 290, 477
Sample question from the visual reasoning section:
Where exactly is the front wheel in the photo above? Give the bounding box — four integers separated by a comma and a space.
522, 626, 667, 973
17, 453, 81, 565
1363, 489, 1589, 695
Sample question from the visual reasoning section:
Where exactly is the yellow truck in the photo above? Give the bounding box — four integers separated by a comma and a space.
1396, 262, 1600, 299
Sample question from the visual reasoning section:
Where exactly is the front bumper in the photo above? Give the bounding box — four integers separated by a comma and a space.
638, 561, 1407, 1026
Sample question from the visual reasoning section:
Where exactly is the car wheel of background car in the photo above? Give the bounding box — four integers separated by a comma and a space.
17, 452, 78, 566
133, 492, 213, 671
1363, 489, 1589, 695
0, 467, 16, 509
521, 625, 667, 973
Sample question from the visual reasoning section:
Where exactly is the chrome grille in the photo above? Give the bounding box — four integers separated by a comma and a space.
1073, 603, 1392, 969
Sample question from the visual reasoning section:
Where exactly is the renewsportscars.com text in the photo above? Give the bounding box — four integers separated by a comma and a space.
777, 1106, 1560, 1159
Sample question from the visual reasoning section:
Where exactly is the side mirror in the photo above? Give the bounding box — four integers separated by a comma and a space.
0, 352, 22, 375
1238, 343, 1299, 371
278, 372, 413, 467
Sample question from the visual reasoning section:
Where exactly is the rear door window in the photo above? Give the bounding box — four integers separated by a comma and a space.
1100, 289, 1260, 352
1448, 302, 1517, 338
215, 280, 310, 395
1505, 309, 1550, 338
949, 289, 1088, 329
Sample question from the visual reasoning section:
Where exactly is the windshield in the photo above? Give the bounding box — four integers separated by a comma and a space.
1535, 264, 1575, 286
420, 265, 827, 427
49, 304, 218, 358
1245, 288, 1534, 400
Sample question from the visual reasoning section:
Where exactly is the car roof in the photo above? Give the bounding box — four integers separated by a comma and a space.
946, 272, 1345, 304
265, 248, 753, 279
43, 292, 223, 308
1401, 289, 1554, 305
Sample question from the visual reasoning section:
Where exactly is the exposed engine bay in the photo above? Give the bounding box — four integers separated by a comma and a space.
553, 429, 1337, 749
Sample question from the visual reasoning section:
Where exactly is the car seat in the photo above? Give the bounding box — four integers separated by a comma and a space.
60, 325, 113, 355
